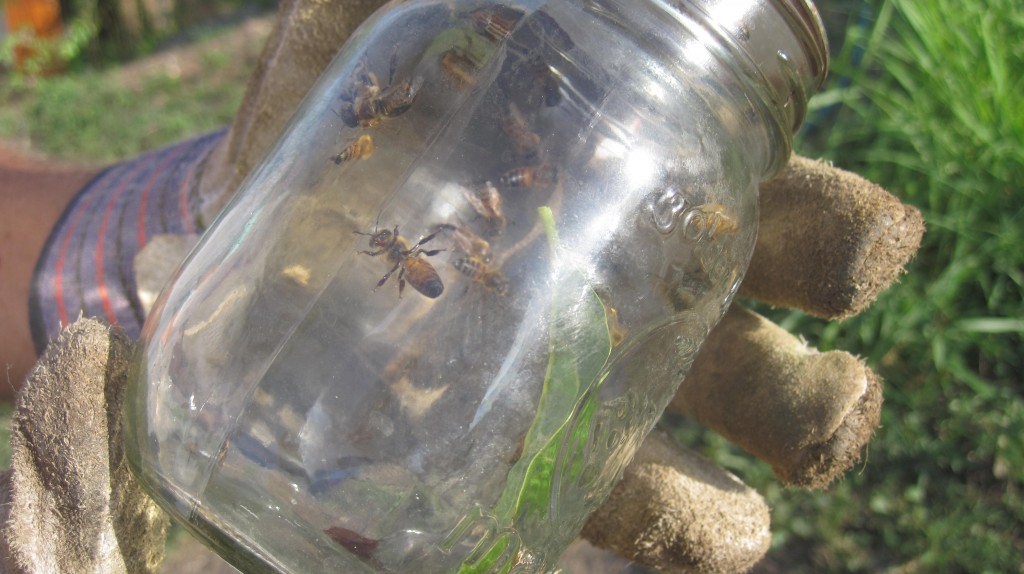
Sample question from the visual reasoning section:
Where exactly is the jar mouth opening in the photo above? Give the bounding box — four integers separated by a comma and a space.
658, 0, 831, 176
660, 0, 831, 132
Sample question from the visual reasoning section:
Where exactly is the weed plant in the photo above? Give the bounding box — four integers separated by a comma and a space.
683, 0, 1024, 571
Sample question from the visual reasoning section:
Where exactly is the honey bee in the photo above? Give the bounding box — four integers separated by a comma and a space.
355, 226, 445, 298
464, 181, 507, 236
440, 47, 480, 91
341, 52, 424, 128
375, 75, 425, 118
330, 134, 375, 164
696, 202, 739, 238
453, 255, 509, 296
339, 64, 380, 127
466, 4, 525, 43
433, 222, 493, 262
501, 102, 541, 162
497, 163, 558, 189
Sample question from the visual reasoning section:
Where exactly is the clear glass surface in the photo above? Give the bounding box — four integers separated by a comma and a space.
122, 1, 812, 572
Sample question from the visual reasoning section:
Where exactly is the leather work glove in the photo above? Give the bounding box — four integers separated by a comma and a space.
0, 1, 924, 572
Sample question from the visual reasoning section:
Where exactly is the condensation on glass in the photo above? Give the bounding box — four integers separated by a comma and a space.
124, 1, 828, 572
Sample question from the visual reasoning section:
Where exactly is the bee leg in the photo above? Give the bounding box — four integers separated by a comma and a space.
420, 248, 445, 257
409, 228, 442, 251
397, 266, 406, 298
375, 260, 402, 290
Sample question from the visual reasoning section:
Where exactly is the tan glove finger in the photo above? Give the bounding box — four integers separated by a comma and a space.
741, 154, 925, 320
582, 430, 771, 574
135, 233, 201, 315
0, 317, 168, 573
668, 304, 883, 488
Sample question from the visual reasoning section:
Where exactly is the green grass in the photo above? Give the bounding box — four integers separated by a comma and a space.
0, 18, 263, 162
1, 71, 235, 162
685, 0, 1024, 571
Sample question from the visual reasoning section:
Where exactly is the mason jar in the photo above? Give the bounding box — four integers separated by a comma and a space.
124, 1, 828, 572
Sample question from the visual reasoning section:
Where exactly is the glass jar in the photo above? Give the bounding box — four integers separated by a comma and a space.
124, 1, 827, 572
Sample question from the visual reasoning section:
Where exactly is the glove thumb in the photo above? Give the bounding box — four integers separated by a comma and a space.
0, 317, 168, 573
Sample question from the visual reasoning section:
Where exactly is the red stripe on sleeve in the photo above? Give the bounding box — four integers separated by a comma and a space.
96, 176, 134, 326
54, 193, 96, 329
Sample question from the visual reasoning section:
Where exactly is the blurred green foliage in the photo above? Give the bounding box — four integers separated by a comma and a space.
680, 0, 1024, 571
1, 0, 98, 80
1, 0, 277, 77
1, 61, 245, 161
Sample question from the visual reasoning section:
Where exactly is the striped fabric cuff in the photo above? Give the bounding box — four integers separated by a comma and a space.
29, 129, 227, 352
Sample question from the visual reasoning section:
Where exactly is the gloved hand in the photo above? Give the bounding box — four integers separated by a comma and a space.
0, 319, 168, 574
0, 1, 924, 573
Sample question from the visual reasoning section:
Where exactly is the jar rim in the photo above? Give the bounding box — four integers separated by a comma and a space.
774, 0, 831, 92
